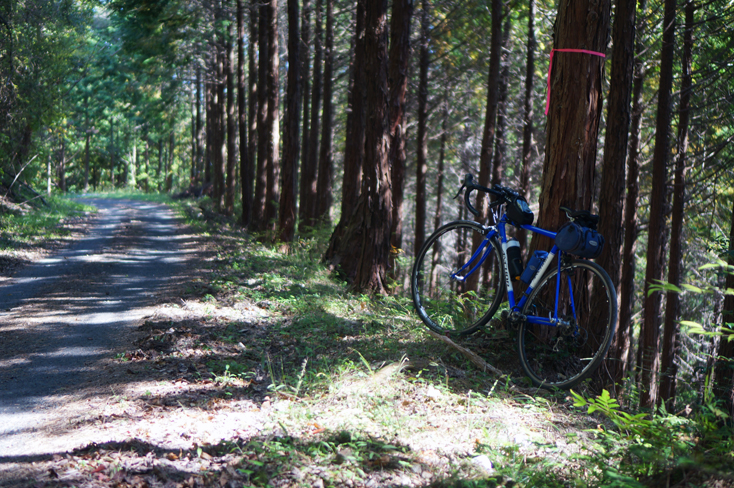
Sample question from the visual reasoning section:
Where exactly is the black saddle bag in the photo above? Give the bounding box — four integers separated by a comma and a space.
555, 221, 605, 259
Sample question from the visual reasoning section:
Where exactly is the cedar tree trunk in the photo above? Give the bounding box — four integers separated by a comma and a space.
659, 0, 693, 409
279, 0, 301, 242
324, 0, 392, 294
640, 0, 675, 409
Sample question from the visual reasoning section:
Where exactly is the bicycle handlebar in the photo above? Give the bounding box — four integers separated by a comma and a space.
456, 173, 515, 216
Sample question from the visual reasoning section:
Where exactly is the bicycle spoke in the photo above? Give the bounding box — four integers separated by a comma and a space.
412, 221, 505, 336
518, 260, 617, 389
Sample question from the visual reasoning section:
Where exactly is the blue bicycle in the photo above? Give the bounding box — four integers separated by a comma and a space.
411, 174, 617, 389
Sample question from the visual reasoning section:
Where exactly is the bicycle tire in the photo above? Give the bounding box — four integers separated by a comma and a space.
517, 259, 617, 389
411, 220, 506, 336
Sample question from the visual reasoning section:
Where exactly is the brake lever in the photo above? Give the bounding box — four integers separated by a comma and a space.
453, 183, 466, 200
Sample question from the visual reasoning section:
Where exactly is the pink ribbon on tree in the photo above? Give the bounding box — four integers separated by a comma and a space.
545, 48, 606, 115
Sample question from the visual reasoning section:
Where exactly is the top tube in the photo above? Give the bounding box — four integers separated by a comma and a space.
518, 223, 556, 240
493, 216, 557, 241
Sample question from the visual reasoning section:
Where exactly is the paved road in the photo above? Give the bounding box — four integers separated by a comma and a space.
0, 199, 195, 457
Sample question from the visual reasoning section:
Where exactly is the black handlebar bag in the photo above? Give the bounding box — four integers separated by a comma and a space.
506, 196, 534, 226
555, 222, 604, 259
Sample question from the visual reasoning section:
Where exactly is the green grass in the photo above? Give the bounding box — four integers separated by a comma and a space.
7, 192, 733, 487
70, 188, 176, 203
0, 196, 96, 250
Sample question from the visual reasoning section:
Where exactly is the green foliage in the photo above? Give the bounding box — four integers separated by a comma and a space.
648, 261, 734, 345
569, 389, 734, 486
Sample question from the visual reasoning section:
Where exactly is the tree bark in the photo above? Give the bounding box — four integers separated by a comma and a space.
640, 0, 676, 409
253, 0, 269, 229
616, 0, 648, 392
324, 0, 391, 294
246, 0, 258, 226
298, 0, 313, 231
158, 134, 163, 190
516, 0, 536, 253
279, 0, 301, 243
659, 0, 693, 409
388, 0, 414, 256
84, 94, 90, 193
166, 132, 174, 191
238, 0, 253, 227
213, 29, 226, 211
592, 0, 637, 391
195, 67, 203, 182
303, 0, 323, 229
341, 0, 366, 217
476, 0, 502, 215
414, 0, 429, 258
491, 10, 511, 188
264, 0, 280, 230
466, 0, 503, 292
225, 19, 237, 215
433, 90, 449, 232
59, 136, 66, 193
533, 0, 610, 246
316, 0, 335, 223
324, 0, 366, 259
205, 76, 212, 186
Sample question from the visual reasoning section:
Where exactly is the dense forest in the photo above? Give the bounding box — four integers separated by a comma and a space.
1, 0, 734, 419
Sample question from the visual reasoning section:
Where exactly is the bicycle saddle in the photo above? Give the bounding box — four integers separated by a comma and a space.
559, 206, 599, 226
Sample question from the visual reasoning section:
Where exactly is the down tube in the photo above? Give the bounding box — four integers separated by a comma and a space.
450, 228, 499, 283
514, 243, 561, 313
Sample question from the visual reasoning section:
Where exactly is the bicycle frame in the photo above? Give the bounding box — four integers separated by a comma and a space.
449, 213, 576, 328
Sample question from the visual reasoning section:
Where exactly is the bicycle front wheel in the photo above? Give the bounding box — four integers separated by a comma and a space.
411, 220, 506, 336
518, 259, 617, 389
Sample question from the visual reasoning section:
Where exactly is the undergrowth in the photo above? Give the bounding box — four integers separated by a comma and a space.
168, 197, 734, 487
0, 195, 95, 250
6, 194, 732, 487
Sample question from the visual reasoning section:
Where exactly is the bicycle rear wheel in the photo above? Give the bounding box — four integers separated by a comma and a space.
517, 259, 617, 389
411, 220, 506, 336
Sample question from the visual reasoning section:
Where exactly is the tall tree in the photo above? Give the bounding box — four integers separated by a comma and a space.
324, 0, 366, 257
616, 0, 648, 392
466, 0, 502, 292
212, 19, 227, 211
593, 0, 637, 389
341, 1, 367, 220
253, 0, 269, 228
246, 0, 259, 226
476, 0, 502, 214
640, 0, 676, 409
316, 0, 335, 223
388, 0, 414, 256
659, 0, 694, 408
225, 17, 236, 215
264, 0, 280, 229
516, 0, 536, 253
297, 0, 313, 231
324, 0, 391, 293
533, 0, 610, 240
303, 0, 323, 228
414, 0, 429, 258
279, 0, 301, 242
194, 68, 203, 182
238, 0, 253, 226
83, 94, 91, 193
433, 88, 449, 232
491, 10, 511, 188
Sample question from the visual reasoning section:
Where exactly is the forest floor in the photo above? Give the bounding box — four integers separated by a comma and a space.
0, 195, 730, 488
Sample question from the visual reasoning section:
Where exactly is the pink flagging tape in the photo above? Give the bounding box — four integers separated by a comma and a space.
545, 48, 606, 115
